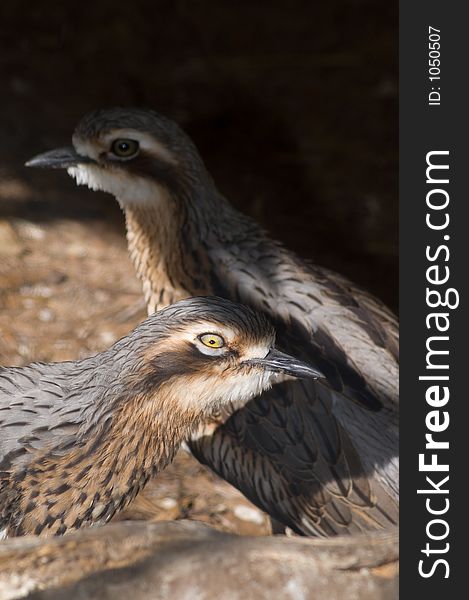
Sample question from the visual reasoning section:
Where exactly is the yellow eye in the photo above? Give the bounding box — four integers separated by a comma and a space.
199, 333, 225, 349
111, 139, 140, 158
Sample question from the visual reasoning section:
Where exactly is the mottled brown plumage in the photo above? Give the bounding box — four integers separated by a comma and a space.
27, 108, 399, 536
0, 296, 319, 537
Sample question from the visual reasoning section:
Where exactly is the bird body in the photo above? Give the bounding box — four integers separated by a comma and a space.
0, 296, 318, 537
122, 197, 399, 536
28, 108, 399, 536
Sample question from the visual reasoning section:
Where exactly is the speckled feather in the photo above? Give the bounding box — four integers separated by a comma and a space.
0, 297, 279, 537
193, 240, 399, 536
36, 108, 399, 536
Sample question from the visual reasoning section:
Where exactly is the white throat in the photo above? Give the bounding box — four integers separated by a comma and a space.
67, 164, 165, 208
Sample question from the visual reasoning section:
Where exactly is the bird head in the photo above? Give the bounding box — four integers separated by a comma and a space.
25, 107, 209, 209
121, 297, 324, 416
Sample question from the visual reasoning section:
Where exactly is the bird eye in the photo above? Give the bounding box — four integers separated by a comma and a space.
199, 333, 225, 349
111, 139, 140, 158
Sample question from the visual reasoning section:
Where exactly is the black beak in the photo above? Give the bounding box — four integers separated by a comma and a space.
25, 147, 95, 169
246, 349, 325, 380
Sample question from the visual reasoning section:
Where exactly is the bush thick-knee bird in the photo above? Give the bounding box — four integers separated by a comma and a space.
27, 107, 399, 536
0, 296, 320, 537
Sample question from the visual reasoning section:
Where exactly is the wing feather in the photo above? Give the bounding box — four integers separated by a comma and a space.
189, 242, 399, 536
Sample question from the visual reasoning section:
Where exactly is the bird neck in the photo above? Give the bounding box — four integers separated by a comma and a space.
13, 383, 202, 536
81, 386, 201, 486
124, 200, 188, 313
121, 184, 258, 312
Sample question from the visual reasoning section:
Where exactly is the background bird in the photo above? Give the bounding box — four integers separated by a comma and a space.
0, 296, 320, 538
27, 107, 399, 537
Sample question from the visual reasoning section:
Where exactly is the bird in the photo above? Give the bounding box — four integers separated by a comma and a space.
27, 107, 399, 537
0, 296, 321, 538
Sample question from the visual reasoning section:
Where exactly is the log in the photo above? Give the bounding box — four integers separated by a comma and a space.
0, 520, 398, 600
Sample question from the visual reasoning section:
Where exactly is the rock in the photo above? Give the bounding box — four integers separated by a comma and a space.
38, 309, 55, 323
233, 505, 265, 525
157, 497, 178, 510
0, 520, 398, 600
12, 220, 46, 242
98, 330, 117, 345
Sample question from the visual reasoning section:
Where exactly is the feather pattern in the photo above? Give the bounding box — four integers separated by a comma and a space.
192, 237, 399, 535
0, 297, 286, 537
30, 107, 399, 536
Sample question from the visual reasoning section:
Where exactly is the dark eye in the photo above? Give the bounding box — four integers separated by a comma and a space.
111, 139, 140, 158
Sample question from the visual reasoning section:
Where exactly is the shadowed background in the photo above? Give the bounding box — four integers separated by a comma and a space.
0, 0, 397, 535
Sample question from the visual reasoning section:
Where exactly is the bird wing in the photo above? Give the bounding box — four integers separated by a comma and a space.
190, 380, 398, 536
0, 363, 83, 471
189, 241, 398, 536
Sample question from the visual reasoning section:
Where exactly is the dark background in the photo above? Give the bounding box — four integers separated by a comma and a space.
0, 0, 397, 309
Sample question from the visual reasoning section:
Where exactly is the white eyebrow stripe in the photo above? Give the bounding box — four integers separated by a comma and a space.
73, 130, 177, 165
174, 323, 271, 360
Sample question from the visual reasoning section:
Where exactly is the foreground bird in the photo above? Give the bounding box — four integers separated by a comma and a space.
0, 296, 321, 537
27, 107, 399, 536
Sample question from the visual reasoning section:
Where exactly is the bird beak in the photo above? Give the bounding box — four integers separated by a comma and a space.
25, 147, 95, 169
246, 349, 325, 380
